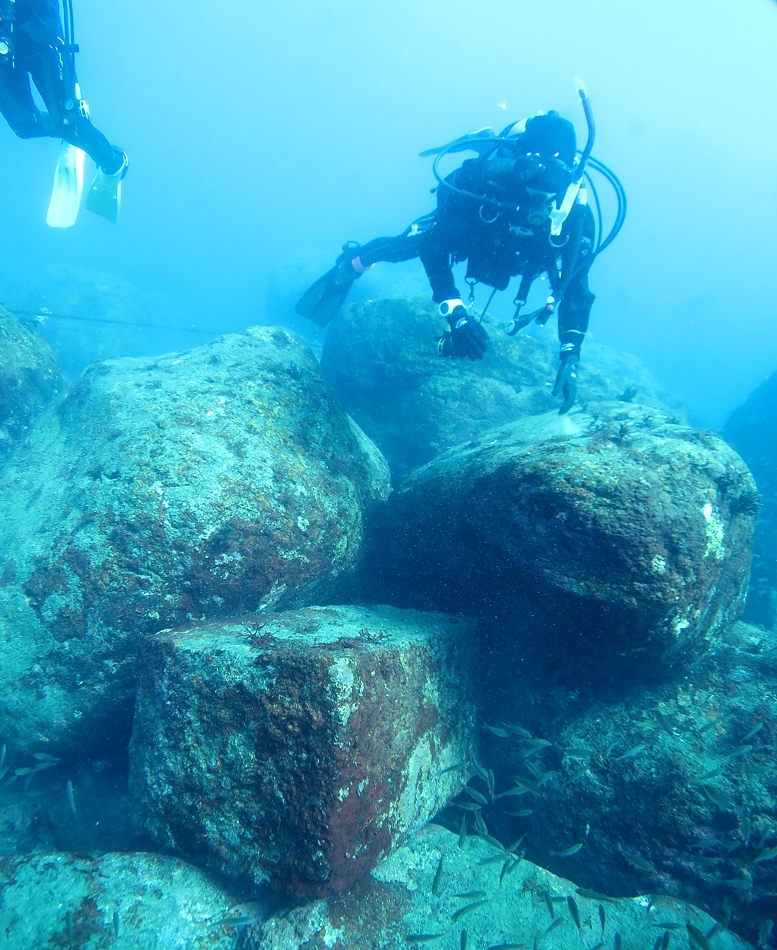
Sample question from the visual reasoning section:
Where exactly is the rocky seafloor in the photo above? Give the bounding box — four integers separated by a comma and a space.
0, 293, 775, 949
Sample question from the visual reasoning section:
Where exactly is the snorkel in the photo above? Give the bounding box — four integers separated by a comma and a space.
573, 76, 596, 182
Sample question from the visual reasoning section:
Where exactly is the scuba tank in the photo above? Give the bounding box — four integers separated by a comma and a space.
0, 0, 16, 62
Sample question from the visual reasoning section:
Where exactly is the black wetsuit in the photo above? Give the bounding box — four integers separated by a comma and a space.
0, 0, 121, 171
356, 155, 596, 352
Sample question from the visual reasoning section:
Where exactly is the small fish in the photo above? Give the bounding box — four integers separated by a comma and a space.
216, 916, 255, 928
451, 900, 489, 923
550, 843, 583, 857
654, 923, 682, 931
464, 786, 489, 806
442, 762, 463, 773
741, 817, 752, 842
0, 765, 8, 781
744, 765, 770, 776
589, 944, 604, 950
758, 920, 773, 948
33, 752, 59, 763
513, 776, 544, 797
565, 747, 593, 758
505, 724, 532, 739
741, 722, 764, 743
701, 785, 736, 811
564, 768, 588, 786
487, 769, 495, 800
575, 888, 613, 902
478, 853, 509, 867
33, 761, 57, 772
699, 721, 717, 734
543, 889, 555, 919
113, 910, 120, 939
407, 935, 445, 945
613, 744, 647, 763
705, 923, 723, 940
66, 910, 73, 947
66, 780, 77, 818
14, 767, 36, 776
454, 891, 487, 901
691, 856, 720, 868
432, 855, 444, 895
497, 786, 530, 799
567, 896, 581, 932
453, 801, 483, 812
724, 745, 753, 760
485, 724, 511, 738
483, 834, 506, 852
721, 878, 752, 891
599, 904, 606, 933
472, 760, 489, 783
686, 924, 712, 950
0, 744, 5, 769
661, 933, 671, 950
604, 741, 619, 758
461, 931, 468, 950
656, 711, 675, 735
545, 919, 564, 935
508, 833, 527, 853
523, 738, 553, 749
504, 808, 534, 817
500, 858, 512, 885
524, 760, 544, 780
755, 845, 777, 864
458, 817, 467, 849
620, 849, 656, 873
652, 938, 663, 950
614, 933, 622, 950
696, 767, 724, 782
474, 811, 488, 838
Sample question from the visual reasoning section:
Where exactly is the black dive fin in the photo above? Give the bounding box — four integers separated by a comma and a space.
295, 263, 357, 327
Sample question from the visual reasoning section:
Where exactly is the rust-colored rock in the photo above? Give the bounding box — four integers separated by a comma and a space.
129, 606, 476, 897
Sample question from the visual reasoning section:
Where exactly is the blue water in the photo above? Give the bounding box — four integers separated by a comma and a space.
1, 0, 776, 428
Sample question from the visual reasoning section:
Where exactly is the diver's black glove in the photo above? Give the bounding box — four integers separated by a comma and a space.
553, 331, 585, 414
553, 352, 578, 414
437, 303, 489, 361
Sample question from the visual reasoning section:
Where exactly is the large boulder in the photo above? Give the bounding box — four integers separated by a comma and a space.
321, 295, 685, 481
0, 306, 63, 463
0, 328, 390, 757
245, 825, 755, 950
0, 851, 252, 950
462, 622, 777, 946
129, 606, 476, 898
362, 402, 759, 690
723, 369, 777, 630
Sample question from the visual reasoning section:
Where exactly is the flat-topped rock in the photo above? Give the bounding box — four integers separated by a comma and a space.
130, 605, 476, 898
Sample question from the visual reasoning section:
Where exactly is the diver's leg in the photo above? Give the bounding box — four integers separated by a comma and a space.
0, 58, 55, 138
357, 232, 423, 267
28, 49, 123, 170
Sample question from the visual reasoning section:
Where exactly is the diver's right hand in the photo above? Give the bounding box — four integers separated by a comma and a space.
438, 304, 489, 361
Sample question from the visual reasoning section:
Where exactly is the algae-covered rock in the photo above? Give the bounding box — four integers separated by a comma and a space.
0, 850, 253, 949
129, 606, 476, 898
321, 296, 685, 480
0, 305, 63, 462
723, 369, 777, 631
364, 402, 759, 689
244, 825, 754, 950
467, 622, 777, 946
0, 328, 390, 756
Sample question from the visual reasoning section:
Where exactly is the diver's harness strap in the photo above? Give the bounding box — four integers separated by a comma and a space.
0, 0, 16, 63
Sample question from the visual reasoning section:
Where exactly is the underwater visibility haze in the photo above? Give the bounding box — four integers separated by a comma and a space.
0, 1, 777, 948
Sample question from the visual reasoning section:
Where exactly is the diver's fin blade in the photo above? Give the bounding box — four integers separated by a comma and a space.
295, 268, 353, 327
85, 156, 127, 224
46, 142, 85, 229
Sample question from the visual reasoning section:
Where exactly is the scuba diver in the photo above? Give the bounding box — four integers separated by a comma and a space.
296, 84, 625, 414
0, 0, 128, 226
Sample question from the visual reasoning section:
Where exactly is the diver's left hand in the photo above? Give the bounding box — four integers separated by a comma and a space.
552, 351, 578, 414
